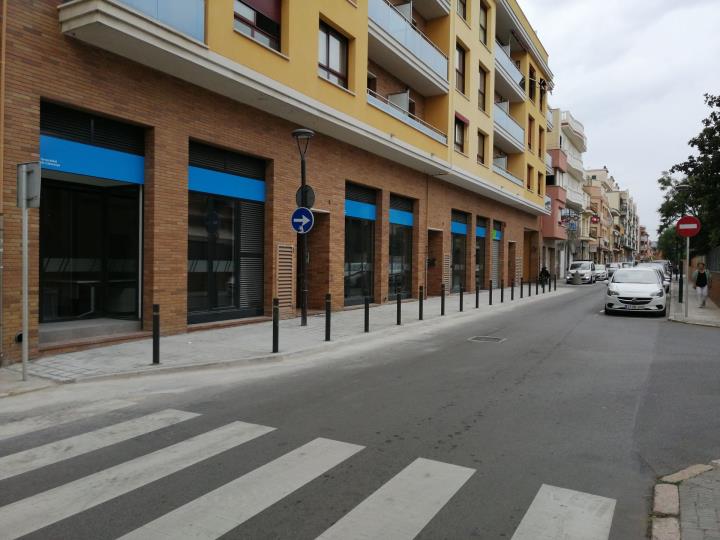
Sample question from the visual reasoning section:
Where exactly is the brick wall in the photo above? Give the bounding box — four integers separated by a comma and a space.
0, 0, 542, 363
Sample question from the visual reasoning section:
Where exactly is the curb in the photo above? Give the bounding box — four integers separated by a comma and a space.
667, 314, 720, 329
650, 461, 720, 539
10, 288, 576, 387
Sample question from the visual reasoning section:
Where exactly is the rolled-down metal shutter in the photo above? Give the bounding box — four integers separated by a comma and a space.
491, 240, 500, 287
238, 200, 264, 311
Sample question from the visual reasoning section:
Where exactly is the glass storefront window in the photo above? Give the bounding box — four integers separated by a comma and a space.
389, 223, 412, 298
452, 233, 466, 292
476, 237, 486, 289
344, 217, 374, 305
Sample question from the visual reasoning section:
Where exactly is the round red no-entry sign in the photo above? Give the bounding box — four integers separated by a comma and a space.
676, 215, 702, 238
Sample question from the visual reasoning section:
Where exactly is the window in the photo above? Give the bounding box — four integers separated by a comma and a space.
527, 115, 534, 150
478, 66, 487, 111
454, 117, 465, 153
408, 99, 416, 116
537, 171, 543, 194
529, 66, 537, 101
318, 22, 349, 88
538, 127, 545, 158
457, 0, 466, 19
477, 131, 486, 165
455, 44, 466, 94
367, 72, 377, 93
234, 0, 281, 52
527, 165, 533, 190
479, 2, 488, 44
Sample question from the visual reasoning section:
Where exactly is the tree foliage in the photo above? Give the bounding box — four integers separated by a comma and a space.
657, 94, 720, 253
656, 227, 679, 263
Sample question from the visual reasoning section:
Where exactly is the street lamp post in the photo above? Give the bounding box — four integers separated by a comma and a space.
292, 128, 315, 326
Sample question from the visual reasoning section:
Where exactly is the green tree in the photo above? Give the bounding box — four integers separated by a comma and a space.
656, 227, 679, 263
657, 94, 720, 253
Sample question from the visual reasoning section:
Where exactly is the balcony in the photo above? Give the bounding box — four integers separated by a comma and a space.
492, 162, 524, 187
566, 151, 584, 178
494, 42, 525, 103
412, 0, 451, 19
368, 0, 449, 96
493, 103, 525, 154
546, 108, 554, 130
106, 0, 205, 41
545, 152, 553, 175
367, 89, 447, 144
561, 111, 587, 152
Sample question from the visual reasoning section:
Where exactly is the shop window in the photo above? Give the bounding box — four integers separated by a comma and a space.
234, 0, 281, 52
319, 21, 349, 88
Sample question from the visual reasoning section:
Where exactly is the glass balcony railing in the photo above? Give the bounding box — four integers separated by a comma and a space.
367, 90, 447, 144
545, 152, 553, 170
120, 0, 205, 41
493, 103, 524, 147
492, 162, 524, 186
368, 0, 448, 81
494, 42, 523, 90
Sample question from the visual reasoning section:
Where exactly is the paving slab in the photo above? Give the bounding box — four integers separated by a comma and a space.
669, 281, 720, 328
662, 464, 714, 484
654, 483, 679, 516
652, 517, 680, 540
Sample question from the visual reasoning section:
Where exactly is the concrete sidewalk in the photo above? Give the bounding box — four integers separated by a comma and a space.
669, 281, 720, 328
2, 283, 573, 385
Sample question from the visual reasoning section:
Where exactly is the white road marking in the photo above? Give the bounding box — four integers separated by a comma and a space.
0, 409, 199, 481
511, 484, 616, 540
0, 421, 274, 538
0, 399, 135, 441
119, 437, 364, 540
316, 457, 475, 540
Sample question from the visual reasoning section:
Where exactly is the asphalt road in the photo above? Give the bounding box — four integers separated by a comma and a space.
1, 283, 719, 539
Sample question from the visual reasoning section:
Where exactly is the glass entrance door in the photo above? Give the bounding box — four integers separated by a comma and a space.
389, 223, 412, 298
451, 233, 466, 292
475, 238, 486, 289
40, 180, 139, 322
344, 217, 374, 305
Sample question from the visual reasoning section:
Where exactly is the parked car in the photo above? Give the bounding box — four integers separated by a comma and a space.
636, 262, 671, 292
621, 262, 634, 268
594, 264, 608, 281
566, 261, 595, 284
605, 268, 666, 316
607, 262, 621, 277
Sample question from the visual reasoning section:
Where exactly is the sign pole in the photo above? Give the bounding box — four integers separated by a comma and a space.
685, 236, 690, 319
18, 165, 29, 382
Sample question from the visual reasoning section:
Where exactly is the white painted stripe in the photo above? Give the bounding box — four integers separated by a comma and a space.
119, 437, 364, 540
679, 223, 698, 230
0, 421, 274, 538
316, 458, 475, 540
0, 409, 199, 481
0, 400, 135, 441
511, 484, 616, 540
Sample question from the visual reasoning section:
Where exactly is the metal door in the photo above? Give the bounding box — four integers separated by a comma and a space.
491, 239, 500, 287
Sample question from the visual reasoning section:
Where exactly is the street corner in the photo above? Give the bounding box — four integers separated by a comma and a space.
0, 367, 58, 399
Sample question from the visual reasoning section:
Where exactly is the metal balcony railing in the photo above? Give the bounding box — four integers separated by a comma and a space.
366, 89, 447, 144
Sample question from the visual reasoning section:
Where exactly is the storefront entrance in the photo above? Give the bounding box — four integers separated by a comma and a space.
344, 183, 377, 306
40, 179, 140, 322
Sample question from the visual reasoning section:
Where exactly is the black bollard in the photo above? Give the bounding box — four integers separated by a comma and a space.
501, 280, 504, 303
397, 291, 402, 326
152, 304, 160, 365
511, 280, 515, 301
536, 280, 539, 295
419, 286, 424, 320
272, 298, 279, 353
554, 274, 557, 291
489, 281, 493, 305
364, 296, 370, 333
542, 280, 546, 294
441, 283, 446, 316
528, 279, 532, 297
325, 293, 331, 342
679, 264, 684, 303
459, 285, 464, 312
475, 281, 480, 309
520, 278, 524, 298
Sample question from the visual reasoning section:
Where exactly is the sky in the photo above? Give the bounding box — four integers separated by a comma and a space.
521, 0, 720, 240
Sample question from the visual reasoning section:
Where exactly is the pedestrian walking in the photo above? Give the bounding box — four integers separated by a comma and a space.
692, 262, 712, 308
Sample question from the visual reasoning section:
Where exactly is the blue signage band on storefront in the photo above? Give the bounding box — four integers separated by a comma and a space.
188, 166, 265, 202
493, 230, 503, 240
451, 221, 467, 235
389, 209, 413, 226
40, 135, 145, 184
345, 199, 376, 221
291, 207, 314, 234
476, 226, 487, 238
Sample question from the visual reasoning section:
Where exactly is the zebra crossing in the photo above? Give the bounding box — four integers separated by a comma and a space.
0, 403, 617, 539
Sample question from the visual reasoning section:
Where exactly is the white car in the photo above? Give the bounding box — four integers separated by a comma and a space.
605, 268, 666, 316
566, 261, 595, 284
594, 264, 608, 281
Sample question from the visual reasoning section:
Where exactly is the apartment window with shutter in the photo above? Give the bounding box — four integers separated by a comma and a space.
529, 66, 537, 101
454, 117, 466, 154
527, 115, 534, 150
455, 44, 466, 94
318, 22, 349, 88
538, 171, 543, 195
538, 127, 545, 157
234, 0, 281, 51
477, 131, 486, 165
527, 165, 533, 191
478, 65, 487, 111
479, 2, 488, 44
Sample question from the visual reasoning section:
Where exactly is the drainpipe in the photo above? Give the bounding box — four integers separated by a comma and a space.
0, 0, 9, 365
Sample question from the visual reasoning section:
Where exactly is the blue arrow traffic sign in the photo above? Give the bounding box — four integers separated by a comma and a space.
291, 207, 314, 234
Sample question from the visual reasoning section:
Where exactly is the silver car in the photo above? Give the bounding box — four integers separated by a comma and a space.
594, 264, 608, 281
605, 268, 666, 316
